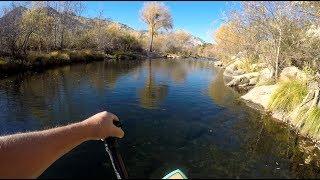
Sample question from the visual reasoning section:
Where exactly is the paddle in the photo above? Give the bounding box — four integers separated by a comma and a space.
103, 120, 128, 179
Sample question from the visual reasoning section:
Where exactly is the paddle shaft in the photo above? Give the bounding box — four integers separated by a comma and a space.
103, 121, 128, 179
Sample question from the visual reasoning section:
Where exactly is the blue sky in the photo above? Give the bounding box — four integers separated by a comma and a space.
0, 1, 240, 43
83, 1, 239, 43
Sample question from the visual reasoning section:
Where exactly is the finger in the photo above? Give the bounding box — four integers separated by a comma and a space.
113, 127, 125, 138
109, 112, 119, 121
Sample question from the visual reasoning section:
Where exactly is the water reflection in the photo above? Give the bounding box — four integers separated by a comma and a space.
0, 60, 143, 131
0, 59, 320, 178
138, 60, 169, 109
207, 67, 239, 108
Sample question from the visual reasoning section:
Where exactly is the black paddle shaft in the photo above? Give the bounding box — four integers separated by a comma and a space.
104, 120, 128, 179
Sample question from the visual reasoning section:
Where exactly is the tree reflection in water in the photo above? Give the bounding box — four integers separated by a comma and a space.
139, 60, 169, 109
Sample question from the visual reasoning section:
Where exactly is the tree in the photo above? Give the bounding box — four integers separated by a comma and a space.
49, 1, 84, 50
19, 2, 54, 54
140, 1, 173, 52
214, 1, 309, 78
0, 2, 28, 57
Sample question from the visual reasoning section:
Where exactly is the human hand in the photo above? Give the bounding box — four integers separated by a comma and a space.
82, 111, 125, 140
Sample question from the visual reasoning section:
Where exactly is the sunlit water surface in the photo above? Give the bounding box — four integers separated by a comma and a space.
1, 59, 320, 178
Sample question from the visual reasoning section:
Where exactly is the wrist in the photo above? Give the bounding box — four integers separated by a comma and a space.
77, 120, 95, 141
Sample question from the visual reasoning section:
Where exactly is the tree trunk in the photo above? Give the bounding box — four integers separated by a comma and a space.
60, 27, 65, 50
149, 27, 154, 52
21, 30, 33, 56
275, 29, 282, 78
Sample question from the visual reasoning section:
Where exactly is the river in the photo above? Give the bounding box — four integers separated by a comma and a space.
1, 59, 320, 178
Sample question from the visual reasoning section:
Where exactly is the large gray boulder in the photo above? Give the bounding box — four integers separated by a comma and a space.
241, 84, 279, 109
279, 66, 307, 82
255, 68, 274, 85
226, 72, 260, 87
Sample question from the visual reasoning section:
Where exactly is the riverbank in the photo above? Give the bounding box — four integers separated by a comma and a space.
214, 59, 320, 153
0, 50, 147, 77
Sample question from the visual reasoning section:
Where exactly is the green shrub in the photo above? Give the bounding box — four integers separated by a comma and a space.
268, 79, 308, 112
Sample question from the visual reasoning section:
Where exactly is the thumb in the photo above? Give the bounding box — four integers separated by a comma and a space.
112, 127, 125, 138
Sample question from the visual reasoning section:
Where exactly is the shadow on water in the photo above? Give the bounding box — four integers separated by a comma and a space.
0, 59, 320, 178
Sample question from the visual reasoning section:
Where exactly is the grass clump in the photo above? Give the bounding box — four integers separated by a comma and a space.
293, 107, 320, 140
268, 79, 308, 112
300, 107, 320, 138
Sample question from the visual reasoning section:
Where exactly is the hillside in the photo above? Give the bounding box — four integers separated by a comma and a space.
0, 6, 205, 47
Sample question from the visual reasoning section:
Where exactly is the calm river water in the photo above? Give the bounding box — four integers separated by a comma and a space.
1, 59, 320, 178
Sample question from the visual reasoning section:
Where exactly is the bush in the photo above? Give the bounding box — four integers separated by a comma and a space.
49, 51, 70, 64
26, 53, 50, 66
268, 79, 308, 112
113, 51, 139, 60
68, 50, 105, 62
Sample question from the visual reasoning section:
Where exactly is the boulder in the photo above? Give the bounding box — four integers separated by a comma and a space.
223, 59, 245, 78
255, 68, 275, 85
279, 66, 307, 82
260, 68, 274, 80
241, 84, 279, 109
251, 63, 267, 71
226, 72, 260, 87
249, 76, 259, 85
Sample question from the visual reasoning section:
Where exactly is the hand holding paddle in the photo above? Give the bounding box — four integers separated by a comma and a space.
82, 111, 124, 140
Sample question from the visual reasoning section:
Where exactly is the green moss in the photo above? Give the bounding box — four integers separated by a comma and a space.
268, 80, 308, 112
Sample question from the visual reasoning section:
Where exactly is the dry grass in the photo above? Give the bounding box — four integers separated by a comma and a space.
268, 79, 308, 112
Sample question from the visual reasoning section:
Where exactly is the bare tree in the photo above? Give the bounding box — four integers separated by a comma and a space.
49, 1, 84, 50
140, 2, 173, 52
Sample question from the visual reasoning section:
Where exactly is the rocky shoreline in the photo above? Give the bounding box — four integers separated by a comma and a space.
213, 58, 320, 160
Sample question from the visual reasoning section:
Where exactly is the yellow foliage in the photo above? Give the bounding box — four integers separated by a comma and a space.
213, 22, 245, 63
